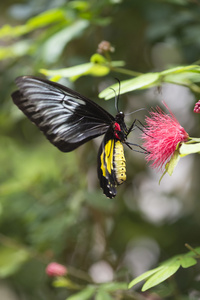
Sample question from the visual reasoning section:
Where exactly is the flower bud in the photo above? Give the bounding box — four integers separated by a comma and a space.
194, 100, 200, 113
46, 262, 67, 277
97, 41, 115, 54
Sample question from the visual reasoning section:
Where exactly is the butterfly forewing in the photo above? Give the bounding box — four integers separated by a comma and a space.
12, 76, 114, 152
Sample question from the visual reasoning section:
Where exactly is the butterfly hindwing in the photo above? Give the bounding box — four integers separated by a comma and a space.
97, 129, 126, 198
12, 76, 115, 152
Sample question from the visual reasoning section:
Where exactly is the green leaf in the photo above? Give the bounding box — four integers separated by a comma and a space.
84, 63, 109, 79
160, 65, 200, 76
0, 41, 31, 60
179, 142, 200, 156
90, 53, 106, 64
187, 137, 200, 143
142, 262, 180, 291
68, 1, 90, 11
0, 24, 29, 38
159, 150, 180, 183
165, 71, 200, 86
129, 247, 200, 292
66, 286, 96, 300
41, 62, 109, 81
166, 150, 180, 176
0, 246, 29, 278
128, 266, 163, 289
179, 256, 197, 268
184, 246, 200, 258
0, 8, 66, 38
41, 63, 200, 97
41, 19, 89, 63
99, 73, 160, 100
99, 282, 127, 292
40, 63, 92, 78
99, 64, 200, 100
158, 65, 200, 93
27, 8, 66, 28
95, 289, 112, 300
40, 58, 125, 81
53, 277, 80, 289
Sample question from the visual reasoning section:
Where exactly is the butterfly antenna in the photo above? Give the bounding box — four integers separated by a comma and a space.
125, 107, 148, 116
114, 78, 121, 113
109, 87, 119, 113
109, 78, 121, 112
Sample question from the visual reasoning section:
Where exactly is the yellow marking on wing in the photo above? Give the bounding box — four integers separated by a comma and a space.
100, 139, 114, 177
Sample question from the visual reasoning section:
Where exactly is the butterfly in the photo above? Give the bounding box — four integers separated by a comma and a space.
11, 76, 138, 198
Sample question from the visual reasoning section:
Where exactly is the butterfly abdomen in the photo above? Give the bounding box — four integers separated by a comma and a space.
114, 141, 126, 185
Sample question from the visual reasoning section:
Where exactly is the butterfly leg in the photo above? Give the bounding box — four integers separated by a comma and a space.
133, 119, 156, 140
126, 119, 136, 136
125, 141, 149, 154
126, 119, 150, 154
126, 119, 146, 136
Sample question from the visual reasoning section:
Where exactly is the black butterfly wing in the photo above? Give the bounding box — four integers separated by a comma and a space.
12, 76, 115, 152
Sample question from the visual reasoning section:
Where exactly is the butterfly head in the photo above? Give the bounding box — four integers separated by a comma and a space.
115, 111, 124, 121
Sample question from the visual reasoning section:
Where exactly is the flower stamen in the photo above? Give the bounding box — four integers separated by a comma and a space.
142, 102, 189, 171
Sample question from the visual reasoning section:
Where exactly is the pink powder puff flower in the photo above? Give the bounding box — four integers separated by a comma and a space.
46, 262, 67, 277
142, 102, 189, 171
193, 100, 200, 113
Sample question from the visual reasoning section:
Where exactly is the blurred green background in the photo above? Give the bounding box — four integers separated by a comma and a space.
1, 0, 200, 299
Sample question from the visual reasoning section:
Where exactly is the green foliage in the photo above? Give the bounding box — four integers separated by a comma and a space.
1, 0, 200, 299
53, 280, 128, 300
95, 290, 113, 300
66, 286, 96, 300
0, 8, 67, 38
129, 246, 200, 291
99, 65, 200, 99
180, 138, 200, 155
41, 59, 200, 101
159, 136, 200, 182
0, 245, 29, 277
40, 54, 125, 81
0, 1, 113, 64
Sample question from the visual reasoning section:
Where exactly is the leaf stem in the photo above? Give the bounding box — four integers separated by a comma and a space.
109, 66, 142, 77
185, 243, 200, 258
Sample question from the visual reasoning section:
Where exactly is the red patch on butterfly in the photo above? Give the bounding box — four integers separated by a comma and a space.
114, 122, 121, 139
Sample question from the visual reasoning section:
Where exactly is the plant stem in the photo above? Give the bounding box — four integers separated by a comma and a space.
185, 243, 200, 258
110, 66, 142, 77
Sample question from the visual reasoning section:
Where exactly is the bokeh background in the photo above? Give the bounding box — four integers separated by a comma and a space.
1, 0, 200, 299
